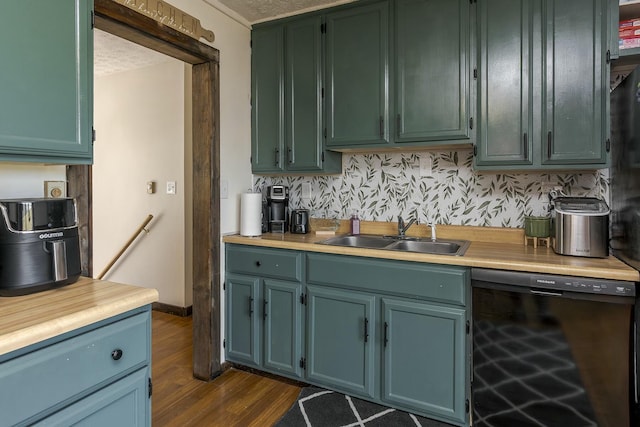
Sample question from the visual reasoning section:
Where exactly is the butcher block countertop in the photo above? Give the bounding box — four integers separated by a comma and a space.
223, 221, 640, 283
0, 278, 158, 357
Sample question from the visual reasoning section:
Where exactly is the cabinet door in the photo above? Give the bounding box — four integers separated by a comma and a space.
225, 275, 261, 366
285, 17, 324, 172
0, 0, 93, 164
542, 0, 608, 165
263, 280, 303, 378
251, 25, 285, 173
395, 0, 471, 143
306, 285, 376, 398
475, 0, 534, 167
382, 298, 467, 424
325, 1, 390, 147
33, 368, 149, 427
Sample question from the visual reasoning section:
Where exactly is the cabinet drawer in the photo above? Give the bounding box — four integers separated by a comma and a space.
33, 368, 149, 427
227, 245, 302, 281
0, 311, 150, 426
307, 253, 468, 305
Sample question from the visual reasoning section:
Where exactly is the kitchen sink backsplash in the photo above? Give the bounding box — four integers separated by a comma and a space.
254, 150, 609, 228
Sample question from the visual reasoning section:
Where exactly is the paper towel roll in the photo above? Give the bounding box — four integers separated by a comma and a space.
241, 192, 263, 236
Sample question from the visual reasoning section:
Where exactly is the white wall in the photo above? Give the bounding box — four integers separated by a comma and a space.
95, 0, 253, 310
0, 164, 66, 199
169, 0, 253, 234
93, 59, 190, 307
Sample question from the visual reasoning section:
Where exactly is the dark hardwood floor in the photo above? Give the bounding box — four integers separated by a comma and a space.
152, 311, 302, 426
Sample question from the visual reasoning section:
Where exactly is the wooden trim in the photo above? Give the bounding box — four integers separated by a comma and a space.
66, 165, 92, 277
152, 303, 193, 317
68, 0, 222, 381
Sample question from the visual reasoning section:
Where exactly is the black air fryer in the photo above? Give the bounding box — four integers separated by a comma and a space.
0, 198, 81, 296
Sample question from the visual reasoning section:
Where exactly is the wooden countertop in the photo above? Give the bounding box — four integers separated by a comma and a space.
0, 278, 159, 357
224, 222, 640, 283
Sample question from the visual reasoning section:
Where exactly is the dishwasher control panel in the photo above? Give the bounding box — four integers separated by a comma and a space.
532, 275, 635, 296
471, 268, 636, 297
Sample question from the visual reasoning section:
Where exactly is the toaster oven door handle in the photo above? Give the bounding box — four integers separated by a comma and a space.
48, 240, 68, 282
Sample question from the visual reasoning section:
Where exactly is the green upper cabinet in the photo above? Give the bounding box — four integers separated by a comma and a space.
285, 17, 324, 172
0, 0, 93, 164
475, 0, 611, 170
251, 18, 341, 175
475, 0, 533, 167
251, 25, 284, 173
325, 1, 390, 147
394, 0, 471, 144
542, 0, 609, 166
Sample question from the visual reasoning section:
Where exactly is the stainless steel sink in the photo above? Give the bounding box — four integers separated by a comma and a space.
317, 234, 470, 256
317, 234, 395, 249
386, 239, 470, 256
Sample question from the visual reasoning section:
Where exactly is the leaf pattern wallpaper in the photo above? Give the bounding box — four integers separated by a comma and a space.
254, 150, 609, 228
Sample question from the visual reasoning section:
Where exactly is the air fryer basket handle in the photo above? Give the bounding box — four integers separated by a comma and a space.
49, 240, 68, 282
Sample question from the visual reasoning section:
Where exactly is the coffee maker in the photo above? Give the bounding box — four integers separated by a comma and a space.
266, 185, 289, 233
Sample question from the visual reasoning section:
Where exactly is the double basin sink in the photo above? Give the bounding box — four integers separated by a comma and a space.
317, 234, 470, 256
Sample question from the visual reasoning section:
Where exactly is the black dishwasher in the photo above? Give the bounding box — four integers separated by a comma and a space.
471, 268, 638, 427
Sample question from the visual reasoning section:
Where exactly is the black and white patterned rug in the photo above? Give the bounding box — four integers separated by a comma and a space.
473, 319, 598, 427
275, 386, 454, 427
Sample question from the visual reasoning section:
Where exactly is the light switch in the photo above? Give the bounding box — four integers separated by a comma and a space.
166, 181, 176, 195
220, 179, 229, 199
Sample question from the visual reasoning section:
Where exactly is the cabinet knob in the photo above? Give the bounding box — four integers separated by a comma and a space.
255, 261, 261, 267
111, 348, 123, 361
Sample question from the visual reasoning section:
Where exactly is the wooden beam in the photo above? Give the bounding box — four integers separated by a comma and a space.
66, 165, 92, 277
94, 0, 219, 65
192, 60, 221, 379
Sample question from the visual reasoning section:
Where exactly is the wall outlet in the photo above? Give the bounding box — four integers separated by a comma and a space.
419, 156, 432, 177
541, 183, 562, 193
44, 181, 66, 198
301, 183, 311, 200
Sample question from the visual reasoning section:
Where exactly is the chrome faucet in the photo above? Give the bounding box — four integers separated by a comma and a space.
427, 222, 437, 241
397, 214, 418, 238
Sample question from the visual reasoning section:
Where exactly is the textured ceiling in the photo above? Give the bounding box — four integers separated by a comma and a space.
215, 0, 353, 23
94, 1, 352, 76
94, 29, 173, 77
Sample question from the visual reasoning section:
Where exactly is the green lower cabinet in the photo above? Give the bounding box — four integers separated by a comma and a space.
33, 368, 149, 427
225, 275, 261, 367
0, 308, 151, 426
263, 280, 304, 377
306, 285, 377, 399
225, 274, 304, 379
381, 298, 467, 425
224, 244, 470, 426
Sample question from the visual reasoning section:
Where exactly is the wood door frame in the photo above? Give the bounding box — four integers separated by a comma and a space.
67, 0, 221, 380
